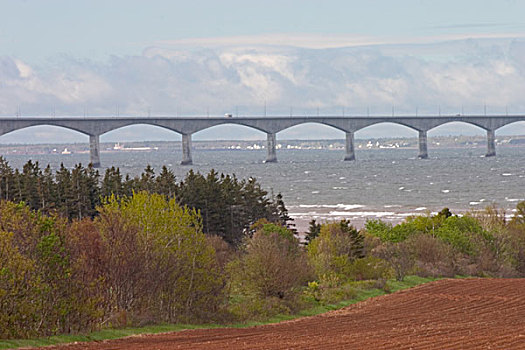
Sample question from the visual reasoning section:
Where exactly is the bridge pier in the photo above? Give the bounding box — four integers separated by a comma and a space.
265, 132, 277, 163
89, 134, 101, 168
418, 130, 428, 159
344, 131, 355, 161
486, 129, 496, 157
181, 133, 193, 165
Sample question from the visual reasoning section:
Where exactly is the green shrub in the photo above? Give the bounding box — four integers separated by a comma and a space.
407, 234, 455, 277
345, 256, 393, 281
372, 241, 414, 281
308, 220, 364, 281
304, 276, 358, 305
228, 223, 311, 320
436, 215, 490, 255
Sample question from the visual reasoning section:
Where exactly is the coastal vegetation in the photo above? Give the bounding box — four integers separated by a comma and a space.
0, 158, 291, 245
1, 158, 525, 342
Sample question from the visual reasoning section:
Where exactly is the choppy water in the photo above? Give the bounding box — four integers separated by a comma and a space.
3, 146, 525, 228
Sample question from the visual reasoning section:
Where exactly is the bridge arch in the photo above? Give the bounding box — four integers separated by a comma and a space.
98, 123, 190, 166
193, 123, 267, 139
0, 124, 95, 167
189, 123, 266, 164
351, 122, 423, 159
354, 122, 419, 138
100, 123, 182, 141
0, 123, 91, 139
427, 121, 497, 158
275, 121, 358, 162
277, 122, 346, 139
97, 120, 185, 136
355, 120, 421, 134
495, 120, 525, 134
427, 121, 487, 135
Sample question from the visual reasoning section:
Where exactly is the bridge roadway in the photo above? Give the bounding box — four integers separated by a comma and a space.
0, 114, 523, 167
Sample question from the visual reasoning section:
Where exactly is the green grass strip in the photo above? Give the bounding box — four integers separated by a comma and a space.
0, 275, 435, 349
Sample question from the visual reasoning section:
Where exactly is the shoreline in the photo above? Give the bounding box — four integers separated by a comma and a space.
289, 204, 521, 234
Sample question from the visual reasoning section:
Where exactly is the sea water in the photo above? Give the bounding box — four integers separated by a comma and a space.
3, 146, 525, 229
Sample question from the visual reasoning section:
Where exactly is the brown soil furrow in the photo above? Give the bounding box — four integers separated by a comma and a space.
38, 278, 525, 350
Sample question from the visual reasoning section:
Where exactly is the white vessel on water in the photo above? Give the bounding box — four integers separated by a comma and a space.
61, 148, 71, 155
113, 142, 158, 151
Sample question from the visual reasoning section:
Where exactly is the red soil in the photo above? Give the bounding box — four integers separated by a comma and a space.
39, 279, 525, 349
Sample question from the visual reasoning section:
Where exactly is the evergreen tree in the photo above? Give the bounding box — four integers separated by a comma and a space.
274, 193, 295, 231
137, 165, 156, 193
101, 167, 124, 199
0, 161, 288, 248
240, 177, 272, 229
155, 166, 177, 199
219, 174, 242, 240
176, 170, 281, 245
0, 157, 15, 201
122, 174, 135, 197
13, 168, 23, 203
39, 165, 57, 214
85, 163, 100, 217
204, 170, 227, 237
305, 219, 321, 245
437, 207, 453, 219
20, 160, 41, 211
177, 169, 211, 232
338, 219, 365, 259
55, 164, 74, 219
70, 164, 98, 220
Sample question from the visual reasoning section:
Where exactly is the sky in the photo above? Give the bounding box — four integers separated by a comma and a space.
1, 0, 525, 142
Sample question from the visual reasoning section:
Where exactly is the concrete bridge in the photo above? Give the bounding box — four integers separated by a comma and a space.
0, 114, 523, 167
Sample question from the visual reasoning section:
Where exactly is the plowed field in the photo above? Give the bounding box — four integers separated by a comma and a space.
41, 279, 525, 350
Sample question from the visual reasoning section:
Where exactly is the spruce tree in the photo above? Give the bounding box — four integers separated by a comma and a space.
39, 165, 57, 214
0, 157, 15, 201
305, 219, 321, 245
155, 166, 177, 199
55, 164, 73, 219
20, 160, 41, 211
137, 165, 156, 193
101, 167, 124, 198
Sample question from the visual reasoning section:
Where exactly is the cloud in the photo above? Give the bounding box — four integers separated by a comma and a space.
151, 33, 382, 50
151, 32, 525, 50
0, 56, 114, 115
1, 36, 525, 126
429, 22, 513, 30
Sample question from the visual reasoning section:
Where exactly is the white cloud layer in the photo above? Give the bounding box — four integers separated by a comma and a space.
1, 36, 525, 141
153, 32, 525, 49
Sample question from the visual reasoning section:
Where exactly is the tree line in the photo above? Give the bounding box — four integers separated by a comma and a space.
2, 190, 525, 339
0, 157, 291, 245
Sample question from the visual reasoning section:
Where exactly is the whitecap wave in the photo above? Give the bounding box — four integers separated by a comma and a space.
506, 198, 523, 202
329, 211, 395, 217
298, 204, 365, 210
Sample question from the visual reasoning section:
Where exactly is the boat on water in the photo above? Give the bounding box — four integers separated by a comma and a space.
113, 142, 158, 151
61, 148, 71, 155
